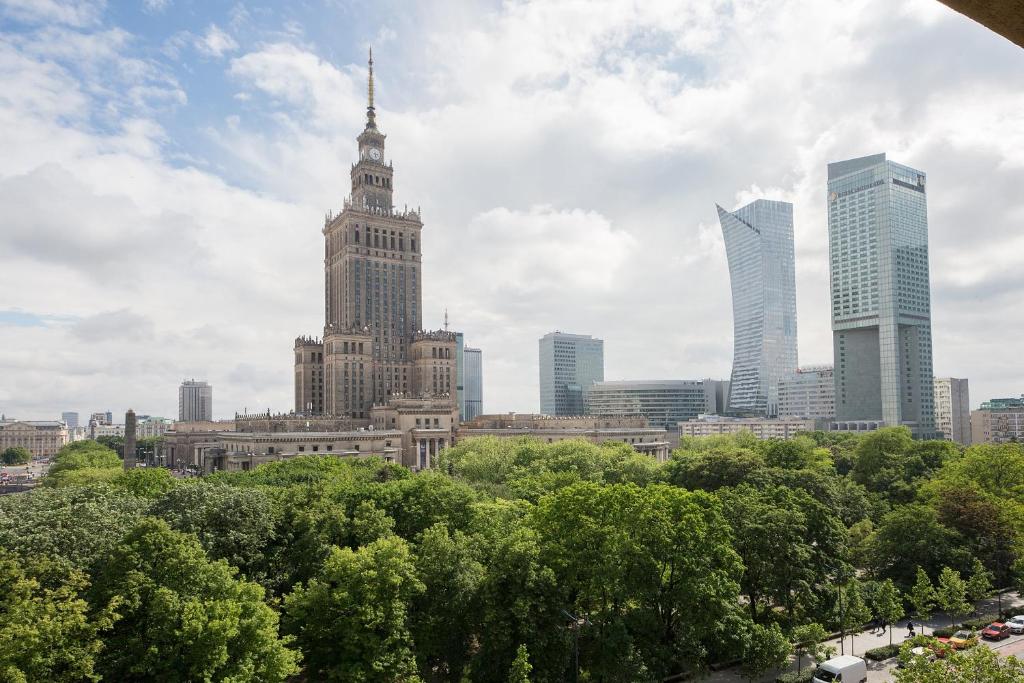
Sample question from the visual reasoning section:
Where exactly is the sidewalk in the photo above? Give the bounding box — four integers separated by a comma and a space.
703, 591, 1024, 682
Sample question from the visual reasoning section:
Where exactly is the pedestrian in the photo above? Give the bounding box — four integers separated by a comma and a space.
880, 619, 887, 634
907, 620, 915, 638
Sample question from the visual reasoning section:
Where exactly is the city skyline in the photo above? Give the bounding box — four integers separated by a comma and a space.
2, 0, 1024, 420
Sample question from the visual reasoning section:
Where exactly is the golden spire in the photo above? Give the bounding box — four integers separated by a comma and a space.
366, 46, 376, 128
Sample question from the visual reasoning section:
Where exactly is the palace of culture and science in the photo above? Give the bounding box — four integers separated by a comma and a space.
289, 51, 460, 467
156, 52, 669, 474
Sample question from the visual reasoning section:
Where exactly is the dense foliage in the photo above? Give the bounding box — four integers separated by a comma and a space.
0, 431, 1022, 681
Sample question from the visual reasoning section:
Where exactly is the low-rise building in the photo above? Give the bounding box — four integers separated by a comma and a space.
679, 415, 820, 440
159, 420, 402, 473
92, 423, 125, 439
778, 366, 835, 419
971, 397, 1024, 444
0, 420, 69, 457
584, 379, 728, 429
137, 416, 174, 439
458, 413, 670, 461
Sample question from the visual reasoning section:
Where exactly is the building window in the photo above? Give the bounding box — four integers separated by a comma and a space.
298, 446, 305, 452
312, 445, 319, 452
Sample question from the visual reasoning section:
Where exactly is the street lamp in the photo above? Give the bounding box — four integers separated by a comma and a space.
560, 609, 591, 683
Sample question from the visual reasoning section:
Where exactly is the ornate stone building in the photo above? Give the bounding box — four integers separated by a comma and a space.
293, 51, 458, 467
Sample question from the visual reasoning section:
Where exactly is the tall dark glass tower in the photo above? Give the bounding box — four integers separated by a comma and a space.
828, 153, 935, 436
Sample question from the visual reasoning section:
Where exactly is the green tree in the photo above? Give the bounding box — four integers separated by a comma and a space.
935, 567, 971, 629
44, 441, 120, 487
0, 552, 115, 682
151, 483, 284, 589
1, 446, 31, 465
409, 523, 485, 681
739, 622, 789, 682
873, 579, 904, 645
661, 446, 768, 491
837, 579, 872, 655
0, 485, 148, 570
718, 484, 845, 626
508, 644, 532, 683
529, 483, 743, 679
89, 518, 299, 682
867, 504, 971, 588
792, 622, 828, 675
284, 536, 424, 682
112, 466, 176, 497
909, 568, 936, 635
893, 644, 1024, 682
965, 557, 993, 607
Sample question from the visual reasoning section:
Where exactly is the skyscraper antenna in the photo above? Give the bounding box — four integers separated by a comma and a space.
366, 46, 376, 128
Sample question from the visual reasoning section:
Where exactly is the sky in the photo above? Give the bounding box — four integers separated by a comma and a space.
1, 0, 1023, 422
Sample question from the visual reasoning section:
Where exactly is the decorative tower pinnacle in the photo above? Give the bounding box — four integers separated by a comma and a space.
366, 47, 376, 129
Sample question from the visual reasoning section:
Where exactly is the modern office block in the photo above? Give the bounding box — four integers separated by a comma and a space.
778, 366, 836, 419
61, 411, 79, 430
178, 379, 213, 422
828, 153, 936, 437
585, 379, 718, 429
934, 377, 970, 444
539, 332, 604, 416
463, 347, 483, 421
717, 199, 798, 417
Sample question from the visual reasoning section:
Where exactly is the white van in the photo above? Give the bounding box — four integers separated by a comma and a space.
811, 655, 867, 683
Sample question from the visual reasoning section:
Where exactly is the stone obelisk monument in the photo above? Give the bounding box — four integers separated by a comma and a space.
124, 409, 137, 470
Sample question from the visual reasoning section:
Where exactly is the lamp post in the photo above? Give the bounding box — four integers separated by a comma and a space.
561, 609, 591, 683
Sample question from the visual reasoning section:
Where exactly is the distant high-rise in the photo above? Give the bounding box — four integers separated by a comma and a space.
828, 153, 936, 437
61, 411, 79, 429
539, 332, 604, 416
717, 199, 798, 417
178, 379, 213, 422
934, 377, 970, 444
463, 347, 483, 421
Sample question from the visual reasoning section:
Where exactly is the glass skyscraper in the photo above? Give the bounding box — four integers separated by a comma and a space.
463, 347, 483, 421
538, 332, 604, 415
827, 153, 935, 436
717, 199, 798, 417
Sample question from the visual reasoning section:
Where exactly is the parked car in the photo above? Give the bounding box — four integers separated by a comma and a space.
898, 646, 936, 669
937, 630, 977, 650
1007, 615, 1024, 634
812, 655, 867, 683
983, 622, 1011, 640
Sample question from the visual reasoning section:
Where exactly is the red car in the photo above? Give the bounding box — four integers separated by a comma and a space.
982, 622, 1011, 641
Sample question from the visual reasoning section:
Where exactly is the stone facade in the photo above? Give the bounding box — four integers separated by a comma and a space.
292, 51, 459, 448
0, 420, 68, 457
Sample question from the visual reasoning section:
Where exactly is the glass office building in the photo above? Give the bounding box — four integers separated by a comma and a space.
584, 379, 726, 429
828, 153, 935, 437
717, 199, 799, 417
539, 332, 604, 415
463, 347, 483, 421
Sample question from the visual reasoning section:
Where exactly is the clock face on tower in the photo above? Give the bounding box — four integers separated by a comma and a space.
369, 148, 381, 161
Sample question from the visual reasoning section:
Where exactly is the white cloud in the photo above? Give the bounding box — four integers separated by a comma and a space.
143, 0, 170, 13
2, 0, 1024, 419
195, 24, 239, 58
0, 0, 104, 27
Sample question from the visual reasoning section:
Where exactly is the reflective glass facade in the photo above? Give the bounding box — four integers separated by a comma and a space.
539, 332, 604, 415
718, 200, 798, 417
584, 379, 723, 429
828, 153, 936, 436
463, 347, 483, 421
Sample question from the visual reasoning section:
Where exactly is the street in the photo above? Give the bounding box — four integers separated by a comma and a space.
706, 591, 1024, 682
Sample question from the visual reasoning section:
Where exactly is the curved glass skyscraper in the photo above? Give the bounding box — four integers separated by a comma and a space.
717, 200, 799, 416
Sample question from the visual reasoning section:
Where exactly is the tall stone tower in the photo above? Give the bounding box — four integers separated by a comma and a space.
297, 49, 455, 420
